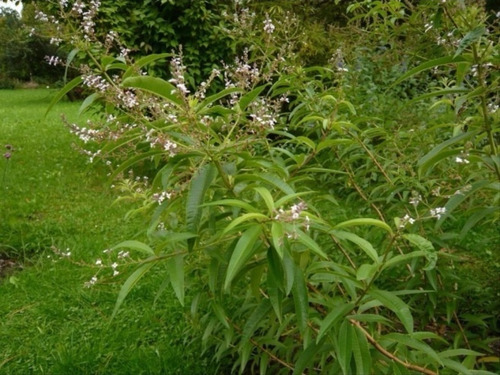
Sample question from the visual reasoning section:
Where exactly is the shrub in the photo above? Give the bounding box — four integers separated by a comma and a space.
41, 0, 500, 374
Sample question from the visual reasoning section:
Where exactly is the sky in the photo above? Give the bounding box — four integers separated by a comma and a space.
1, 1, 23, 14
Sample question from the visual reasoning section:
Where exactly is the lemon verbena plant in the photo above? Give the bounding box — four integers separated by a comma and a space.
40, 0, 499, 374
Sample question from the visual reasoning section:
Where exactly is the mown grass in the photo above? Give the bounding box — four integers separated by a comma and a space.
0, 89, 222, 374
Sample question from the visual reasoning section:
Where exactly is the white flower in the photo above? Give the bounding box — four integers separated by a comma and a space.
263, 15, 275, 34
430, 207, 446, 219
95, 259, 103, 266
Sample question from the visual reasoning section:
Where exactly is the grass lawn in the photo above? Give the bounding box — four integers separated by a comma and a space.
0, 89, 221, 374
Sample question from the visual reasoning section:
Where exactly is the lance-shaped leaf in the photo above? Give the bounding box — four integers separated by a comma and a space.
455, 26, 485, 57
167, 254, 184, 306
122, 53, 171, 79
122, 76, 183, 106
112, 259, 157, 318
45, 76, 83, 116
338, 319, 354, 375
186, 163, 217, 249
334, 218, 393, 234
292, 264, 309, 336
352, 323, 372, 374
224, 225, 262, 290
242, 299, 272, 342
110, 240, 155, 256
333, 230, 379, 263
384, 333, 442, 365
390, 55, 469, 88
370, 289, 414, 333
317, 303, 355, 343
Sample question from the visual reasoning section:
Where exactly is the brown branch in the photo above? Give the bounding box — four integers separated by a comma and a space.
349, 319, 438, 375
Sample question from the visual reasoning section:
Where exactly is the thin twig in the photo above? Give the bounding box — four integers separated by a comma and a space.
349, 319, 438, 375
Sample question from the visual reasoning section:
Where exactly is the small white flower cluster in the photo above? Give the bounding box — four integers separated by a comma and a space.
72, 1, 86, 14
81, 1, 101, 39
399, 214, 416, 228
119, 47, 131, 58
409, 194, 422, 207
35, 11, 49, 22
111, 262, 119, 277
145, 129, 178, 157
83, 74, 110, 92
263, 14, 275, 34
118, 90, 139, 108
430, 207, 446, 219
50, 37, 63, 46
68, 123, 101, 143
59, 0, 69, 8
169, 55, 190, 95
487, 101, 499, 113
45, 55, 62, 66
152, 191, 172, 205
84, 275, 98, 288
194, 68, 221, 100
274, 201, 311, 234
81, 148, 101, 163
455, 156, 470, 164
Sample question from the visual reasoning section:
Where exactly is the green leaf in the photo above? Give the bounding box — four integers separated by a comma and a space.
316, 139, 353, 153
45, 76, 83, 116
334, 218, 393, 234
295, 136, 316, 150
78, 92, 101, 115
370, 290, 414, 333
333, 230, 380, 263
356, 263, 378, 281
403, 234, 437, 271
293, 341, 321, 375
440, 359, 474, 375
203, 199, 259, 213
408, 88, 469, 104
157, 232, 197, 244
211, 301, 229, 329
253, 187, 275, 215
352, 324, 372, 375
110, 240, 155, 256
186, 163, 217, 248
438, 349, 483, 358
460, 207, 497, 239
123, 53, 171, 79
122, 76, 182, 106
112, 260, 157, 318
197, 87, 241, 113
271, 221, 285, 258
382, 250, 427, 271
238, 84, 267, 111
224, 225, 262, 290
390, 55, 468, 88
417, 131, 477, 177
317, 303, 355, 343
64, 48, 80, 84
292, 263, 309, 336
338, 319, 353, 375
455, 26, 485, 57
167, 254, 184, 306
385, 333, 442, 365
295, 229, 328, 259
242, 299, 272, 341
221, 213, 268, 235
257, 173, 295, 195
